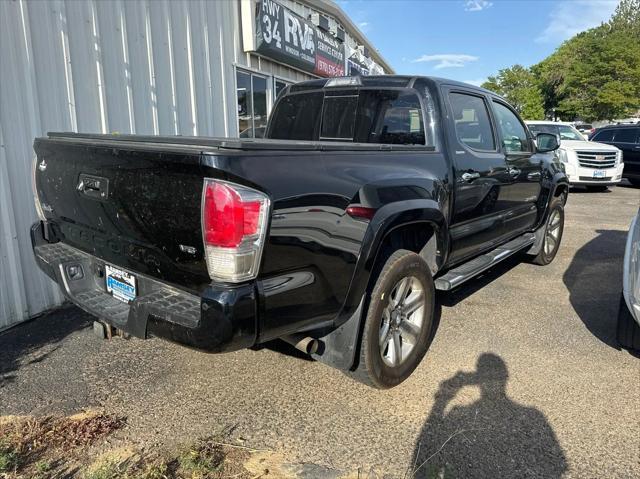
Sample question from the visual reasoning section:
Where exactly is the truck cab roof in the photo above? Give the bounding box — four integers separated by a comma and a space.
288, 75, 496, 96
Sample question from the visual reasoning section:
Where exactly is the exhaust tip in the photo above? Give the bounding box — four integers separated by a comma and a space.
282, 334, 319, 355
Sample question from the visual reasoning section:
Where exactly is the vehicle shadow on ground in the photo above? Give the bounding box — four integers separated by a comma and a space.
409, 353, 568, 478
563, 229, 627, 350
0, 304, 91, 389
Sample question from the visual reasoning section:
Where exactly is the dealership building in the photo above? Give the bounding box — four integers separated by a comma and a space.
0, 0, 393, 330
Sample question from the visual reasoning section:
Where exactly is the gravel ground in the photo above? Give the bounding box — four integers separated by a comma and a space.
1, 183, 639, 478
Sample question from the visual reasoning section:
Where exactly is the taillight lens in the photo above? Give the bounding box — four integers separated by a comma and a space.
202, 179, 269, 282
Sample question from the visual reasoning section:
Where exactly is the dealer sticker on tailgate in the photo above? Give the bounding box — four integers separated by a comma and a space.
105, 264, 137, 303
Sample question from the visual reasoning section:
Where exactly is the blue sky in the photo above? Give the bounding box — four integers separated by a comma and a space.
338, 0, 620, 85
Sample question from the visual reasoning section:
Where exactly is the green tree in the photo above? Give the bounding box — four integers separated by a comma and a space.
536, 25, 640, 121
533, 0, 640, 121
492, 0, 640, 122
608, 0, 640, 38
481, 65, 545, 119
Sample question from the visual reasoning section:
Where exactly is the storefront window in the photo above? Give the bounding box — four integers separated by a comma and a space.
237, 69, 269, 138
274, 79, 289, 100
253, 76, 267, 138
236, 71, 252, 136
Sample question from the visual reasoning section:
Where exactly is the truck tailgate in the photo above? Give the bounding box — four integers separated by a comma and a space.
34, 137, 212, 292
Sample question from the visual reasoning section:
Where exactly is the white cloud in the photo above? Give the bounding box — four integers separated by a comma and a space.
464, 78, 487, 87
536, 0, 619, 43
464, 0, 493, 11
357, 21, 371, 32
412, 54, 479, 69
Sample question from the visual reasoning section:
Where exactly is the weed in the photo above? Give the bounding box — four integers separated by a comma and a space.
178, 441, 225, 478
35, 460, 52, 473
0, 437, 19, 473
130, 461, 169, 479
83, 459, 124, 479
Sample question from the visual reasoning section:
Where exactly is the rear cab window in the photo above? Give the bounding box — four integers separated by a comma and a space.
268, 88, 432, 147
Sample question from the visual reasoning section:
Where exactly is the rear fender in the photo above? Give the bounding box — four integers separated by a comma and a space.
310, 200, 446, 370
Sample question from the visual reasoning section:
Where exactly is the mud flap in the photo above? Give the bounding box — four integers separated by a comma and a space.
527, 222, 547, 256
310, 297, 365, 371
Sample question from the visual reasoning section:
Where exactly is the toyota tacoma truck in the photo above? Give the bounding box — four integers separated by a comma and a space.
31, 76, 568, 388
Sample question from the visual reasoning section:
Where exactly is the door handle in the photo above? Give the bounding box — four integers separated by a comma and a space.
461, 172, 480, 182
527, 171, 541, 181
508, 167, 521, 177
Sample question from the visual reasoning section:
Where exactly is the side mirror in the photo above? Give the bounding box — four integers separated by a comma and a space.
536, 132, 560, 152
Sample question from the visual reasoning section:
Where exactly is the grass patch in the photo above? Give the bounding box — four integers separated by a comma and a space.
0, 437, 20, 473
177, 441, 225, 478
0, 414, 264, 479
0, 412, 125, 477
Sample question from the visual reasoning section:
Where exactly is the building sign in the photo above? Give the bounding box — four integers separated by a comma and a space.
348, 60, 369, 76
256, 0, 345, 77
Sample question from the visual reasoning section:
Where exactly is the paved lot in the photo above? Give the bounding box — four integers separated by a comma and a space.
2, 184, 639, 478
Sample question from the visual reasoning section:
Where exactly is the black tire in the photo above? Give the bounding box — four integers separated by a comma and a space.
585, 185, 608, 192
532, 197, 564, 265
628, 178, 640, 187
352, 249, 435, 389
617, 294, 640, 352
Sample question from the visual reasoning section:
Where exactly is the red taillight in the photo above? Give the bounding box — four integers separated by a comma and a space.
346, 205, 377, 220
202, 179, 269, 282
204, 182, 261, 247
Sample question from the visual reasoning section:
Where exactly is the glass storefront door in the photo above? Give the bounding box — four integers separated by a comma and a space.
237, 70, 268, 138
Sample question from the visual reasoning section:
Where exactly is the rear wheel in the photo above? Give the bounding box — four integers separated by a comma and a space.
352, 250, 435, 389
586, 185, 608, 192
617, 294, 640, 352
532, 198, 564, 265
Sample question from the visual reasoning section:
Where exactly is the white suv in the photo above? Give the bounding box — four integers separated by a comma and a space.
527, 121, 623, 191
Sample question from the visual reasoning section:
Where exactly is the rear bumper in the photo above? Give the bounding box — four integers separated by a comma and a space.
31, 222, 257, 353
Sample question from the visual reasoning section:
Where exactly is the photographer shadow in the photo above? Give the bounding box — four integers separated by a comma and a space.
410, 354, 567, 478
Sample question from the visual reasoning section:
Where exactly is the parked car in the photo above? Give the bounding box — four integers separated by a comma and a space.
574, 123, 595, 140
526, 121, 623, 192
590, 124, 640, 186
618, 207, 640, 352
31, 76, 568, 388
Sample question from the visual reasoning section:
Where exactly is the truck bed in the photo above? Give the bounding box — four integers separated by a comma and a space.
47, 132, 434, 152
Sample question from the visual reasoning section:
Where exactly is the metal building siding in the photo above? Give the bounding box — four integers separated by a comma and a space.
0, 0, 281, 329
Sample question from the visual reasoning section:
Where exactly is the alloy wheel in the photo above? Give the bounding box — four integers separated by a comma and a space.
544, 209, 562, 256
379, 275, 426, 367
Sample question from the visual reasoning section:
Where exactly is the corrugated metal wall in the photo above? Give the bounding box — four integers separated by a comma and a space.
0, 0, 316, 330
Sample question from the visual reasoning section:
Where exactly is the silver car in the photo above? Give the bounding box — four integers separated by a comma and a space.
619, 207, 640, 352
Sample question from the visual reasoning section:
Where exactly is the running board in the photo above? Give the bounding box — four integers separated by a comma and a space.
435, 233, 536, 291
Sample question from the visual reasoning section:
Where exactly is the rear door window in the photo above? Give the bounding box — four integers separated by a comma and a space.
614, 128, 640, 143
448, 92, 495, 151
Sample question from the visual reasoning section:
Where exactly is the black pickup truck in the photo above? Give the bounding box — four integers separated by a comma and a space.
31, 76, 568, 388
